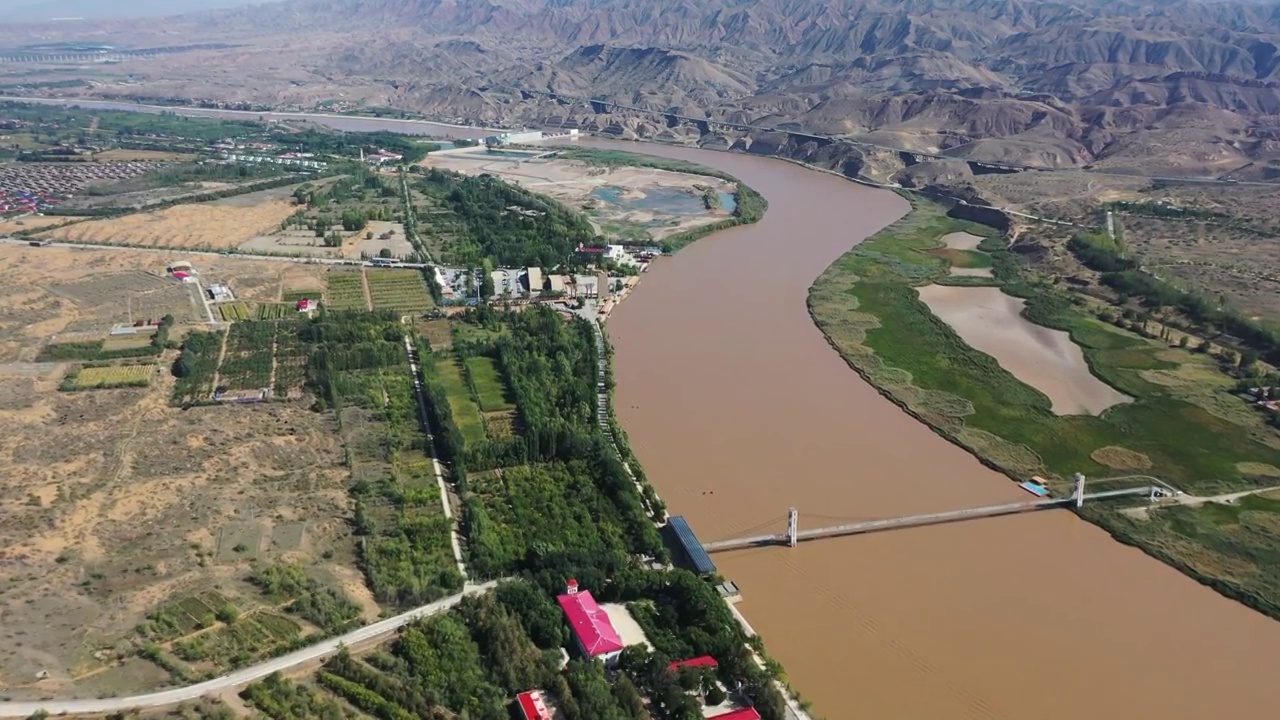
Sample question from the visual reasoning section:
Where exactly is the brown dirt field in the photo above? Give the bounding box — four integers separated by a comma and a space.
0, 244, 361, 698
1091, 445, 1154, 470
0, 245, 326, 362
93, 149, 198, 163
38, 200, 298, 250
0, 215, 88, 233
0, 374, 355, 698
1237, 461, 1280, 478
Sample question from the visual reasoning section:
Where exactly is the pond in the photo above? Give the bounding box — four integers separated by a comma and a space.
590, 185, 709, 216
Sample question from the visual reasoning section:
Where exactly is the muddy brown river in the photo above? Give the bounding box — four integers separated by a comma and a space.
588, 140, 1280, 719
15, 96, 1278, 715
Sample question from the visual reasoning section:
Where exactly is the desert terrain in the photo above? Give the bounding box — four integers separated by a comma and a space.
37, 192, 299, 251
0, 244, 359, 700
6, 0, 1280, 178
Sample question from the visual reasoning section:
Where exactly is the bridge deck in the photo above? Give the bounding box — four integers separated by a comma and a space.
703, 487, 1160, 553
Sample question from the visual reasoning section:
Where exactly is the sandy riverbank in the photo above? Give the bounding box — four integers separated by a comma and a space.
915, 284, 1132, 415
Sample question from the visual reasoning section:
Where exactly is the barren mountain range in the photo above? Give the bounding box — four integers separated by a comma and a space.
9, 0, 1280, 174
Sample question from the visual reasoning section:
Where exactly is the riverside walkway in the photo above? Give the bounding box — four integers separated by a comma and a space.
702, 480, 1171, 553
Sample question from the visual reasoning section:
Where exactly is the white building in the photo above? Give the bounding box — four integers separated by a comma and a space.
485, 130, 544, 147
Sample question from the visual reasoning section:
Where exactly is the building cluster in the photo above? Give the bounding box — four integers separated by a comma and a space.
0, 161, 165, 216
438, 265, 627, 305
1243, 385, 1280, 414
511, 580, 763, 720
363, 149, 404, 165
485, 130, 547, 147
218, 152, 326, 170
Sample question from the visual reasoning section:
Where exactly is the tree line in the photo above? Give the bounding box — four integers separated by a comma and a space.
416, 167, 596, 266
1068, 231, 1280, 364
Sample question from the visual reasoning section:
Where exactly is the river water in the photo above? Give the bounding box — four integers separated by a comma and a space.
9, 99, 1280, 716
582, 139, 1280, 720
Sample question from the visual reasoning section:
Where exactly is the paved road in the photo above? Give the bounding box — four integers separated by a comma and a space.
0, 581, 501, 718
0, 237, 431, 269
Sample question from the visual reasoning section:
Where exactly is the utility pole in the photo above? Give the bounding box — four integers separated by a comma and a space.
1074, 473, 1086, 508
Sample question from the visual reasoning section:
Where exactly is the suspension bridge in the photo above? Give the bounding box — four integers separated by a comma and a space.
690, 475, 1173, 555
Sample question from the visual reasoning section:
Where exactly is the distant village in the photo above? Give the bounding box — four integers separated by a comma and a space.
436, 243, 662, 318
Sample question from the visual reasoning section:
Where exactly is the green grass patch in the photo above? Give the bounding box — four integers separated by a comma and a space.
282, 289, 321, 304
809, 196, 1280, 494
435, 354, 486, 446
810, 193, 1280, 623
464, 356, 514, 412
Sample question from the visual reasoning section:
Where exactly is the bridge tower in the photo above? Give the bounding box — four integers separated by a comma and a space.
1074, 473, 1086, 508
786, 507, 799, 548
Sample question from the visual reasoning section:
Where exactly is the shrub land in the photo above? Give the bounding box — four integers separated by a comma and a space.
808, 194, 1280, 623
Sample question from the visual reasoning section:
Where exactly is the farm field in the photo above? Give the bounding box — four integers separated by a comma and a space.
434, 354, 486, 445
174, 319, 315, 403
464, 356, 513, 412
63, 362, 155, 390
324, 269, 370, 312
256, 302, 292, 320
240, 172, 401, 258
282, 288, 322, 304
38, 197, 298, 249
217, 301, 253, 321
366, 268, 433, 315
218, 321, 275, 392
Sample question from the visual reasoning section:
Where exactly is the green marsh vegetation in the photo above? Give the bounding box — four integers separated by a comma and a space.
808, 195, 1280, 620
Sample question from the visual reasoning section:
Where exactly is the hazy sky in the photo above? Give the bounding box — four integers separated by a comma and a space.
0, 0, 271, 20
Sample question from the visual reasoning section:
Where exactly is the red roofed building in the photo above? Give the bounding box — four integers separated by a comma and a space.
669, 655, 719, 673
712, 708, 762, 720
557, 580, 625, 666
515, 690, 553, 720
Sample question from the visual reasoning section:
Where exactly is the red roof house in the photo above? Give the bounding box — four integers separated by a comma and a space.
669, 655, 719, 672
712, 708, 762, 720
557, 580, 624, 665
515, 690, 553, 720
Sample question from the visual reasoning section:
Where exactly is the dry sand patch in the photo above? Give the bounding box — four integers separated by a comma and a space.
939, 231, 985, 251
1237, 462, 1280, 478
0, 215, 84, 233
950, 267, 994, 278
39, 200, 297, 249
916, 284, 1133, 415
1091, 445, 1154, 470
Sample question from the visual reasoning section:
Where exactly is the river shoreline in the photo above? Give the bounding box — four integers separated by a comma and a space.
9, 101, 1280, 717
